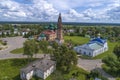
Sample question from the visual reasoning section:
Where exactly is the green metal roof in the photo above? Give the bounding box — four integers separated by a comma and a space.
89, 43, 103, 50
40, 33, 46, 37
44, 23, 57, 30
44, 26, 49, 29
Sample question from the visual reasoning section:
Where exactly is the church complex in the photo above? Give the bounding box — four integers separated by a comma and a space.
38, 13, 64, 44
20, 13, 64, 80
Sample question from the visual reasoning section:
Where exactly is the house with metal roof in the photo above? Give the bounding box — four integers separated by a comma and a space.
20, 58, 56, 80
74, 37, 108, 57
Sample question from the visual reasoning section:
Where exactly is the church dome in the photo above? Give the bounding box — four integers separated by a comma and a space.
91, 38, 106, 44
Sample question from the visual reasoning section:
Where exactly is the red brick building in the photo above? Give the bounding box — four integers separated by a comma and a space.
38, 13, 64, 43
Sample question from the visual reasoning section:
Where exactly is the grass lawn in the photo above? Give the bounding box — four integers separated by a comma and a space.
0, 59, 88, 80
64, 36, 90, 45
10, 47, 43, 54
10, 48, 23, 54
0, 59, 28, 80
64, 36, 118, 59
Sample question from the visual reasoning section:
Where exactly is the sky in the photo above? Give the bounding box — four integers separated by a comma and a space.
0, 0, 120, 23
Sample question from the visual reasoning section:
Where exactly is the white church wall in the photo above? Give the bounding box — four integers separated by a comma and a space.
74, 44, 108, 57
26, 70, 34, 80
43, 65, 56, 79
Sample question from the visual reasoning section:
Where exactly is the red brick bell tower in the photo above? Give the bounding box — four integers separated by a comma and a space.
57, 13, 64, 43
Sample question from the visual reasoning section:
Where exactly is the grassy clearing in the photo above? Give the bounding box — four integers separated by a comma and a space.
0, 59, 28, 80
0, 59, 88, 80
64, 36, 90, 45
10, 47, 43, 54
10, 48, 23, 54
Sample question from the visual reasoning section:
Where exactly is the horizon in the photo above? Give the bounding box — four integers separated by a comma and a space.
0, 21, 120, 26
0, 0, 120, 23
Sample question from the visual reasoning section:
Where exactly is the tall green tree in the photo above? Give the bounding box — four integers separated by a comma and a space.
113, 45, 120, 59
39, 40, 49, 53
34, 41, 39, 57
53, 44, 78, 72
102, 55, 120, 77
23, 40, 39, 61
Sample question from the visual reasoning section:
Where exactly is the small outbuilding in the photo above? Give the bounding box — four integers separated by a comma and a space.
20, 58, 56, 80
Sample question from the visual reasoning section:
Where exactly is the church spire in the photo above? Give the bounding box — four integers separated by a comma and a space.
57, 13, 62, 29
56, 13, 64, 43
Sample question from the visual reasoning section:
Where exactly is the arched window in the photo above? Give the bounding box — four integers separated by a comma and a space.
84, 52, 86, 55
89, 52, 91, 56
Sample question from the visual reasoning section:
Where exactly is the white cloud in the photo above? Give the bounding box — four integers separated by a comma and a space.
0, 0, 119, 22
0, 0, 59, 21
107, 6, 120, 20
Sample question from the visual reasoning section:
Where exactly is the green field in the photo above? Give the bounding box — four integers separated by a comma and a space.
10, 48, 23, 54
10, 47, 43, 54
0, 59, 88, 80
64, 36, 118, 59
0, 59, 28, 80
64, 36, 90, 45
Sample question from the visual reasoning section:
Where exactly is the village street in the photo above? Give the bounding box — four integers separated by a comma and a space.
0, 37, 116, 80
0, 37, 44, 59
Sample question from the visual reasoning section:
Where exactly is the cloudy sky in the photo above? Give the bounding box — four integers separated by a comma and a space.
0, 0, 120, 23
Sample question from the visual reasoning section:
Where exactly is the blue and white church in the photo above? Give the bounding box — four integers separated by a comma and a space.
74, 35, 108, 57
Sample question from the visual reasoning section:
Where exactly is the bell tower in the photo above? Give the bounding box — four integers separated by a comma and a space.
57, 13, 64, 43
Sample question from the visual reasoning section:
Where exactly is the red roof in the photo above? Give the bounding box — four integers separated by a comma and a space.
42, 30, 56, 35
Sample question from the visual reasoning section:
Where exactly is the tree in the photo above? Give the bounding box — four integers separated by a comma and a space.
102, 55, 120, 77
2, 32, 5, 37
87, 70, 108, 80
23, 40, 39, 61
113, 45, 120, 59
53, 44, 78, 72
34, 41, 39, 57
39, 40, 49, 53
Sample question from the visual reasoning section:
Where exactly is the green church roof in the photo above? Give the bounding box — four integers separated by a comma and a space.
40, 33, 46, 37
44, 23, 57, 30
44, 26, 49, 29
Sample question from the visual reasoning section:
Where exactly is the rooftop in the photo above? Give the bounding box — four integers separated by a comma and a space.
43, 30, 56, 35
88, 42, 103, 50
21, 58, 56, 74
91, 38, 106, 44
77, 37, 106, 50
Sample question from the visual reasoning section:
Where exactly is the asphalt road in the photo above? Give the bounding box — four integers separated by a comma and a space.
0, 36, 44, 59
